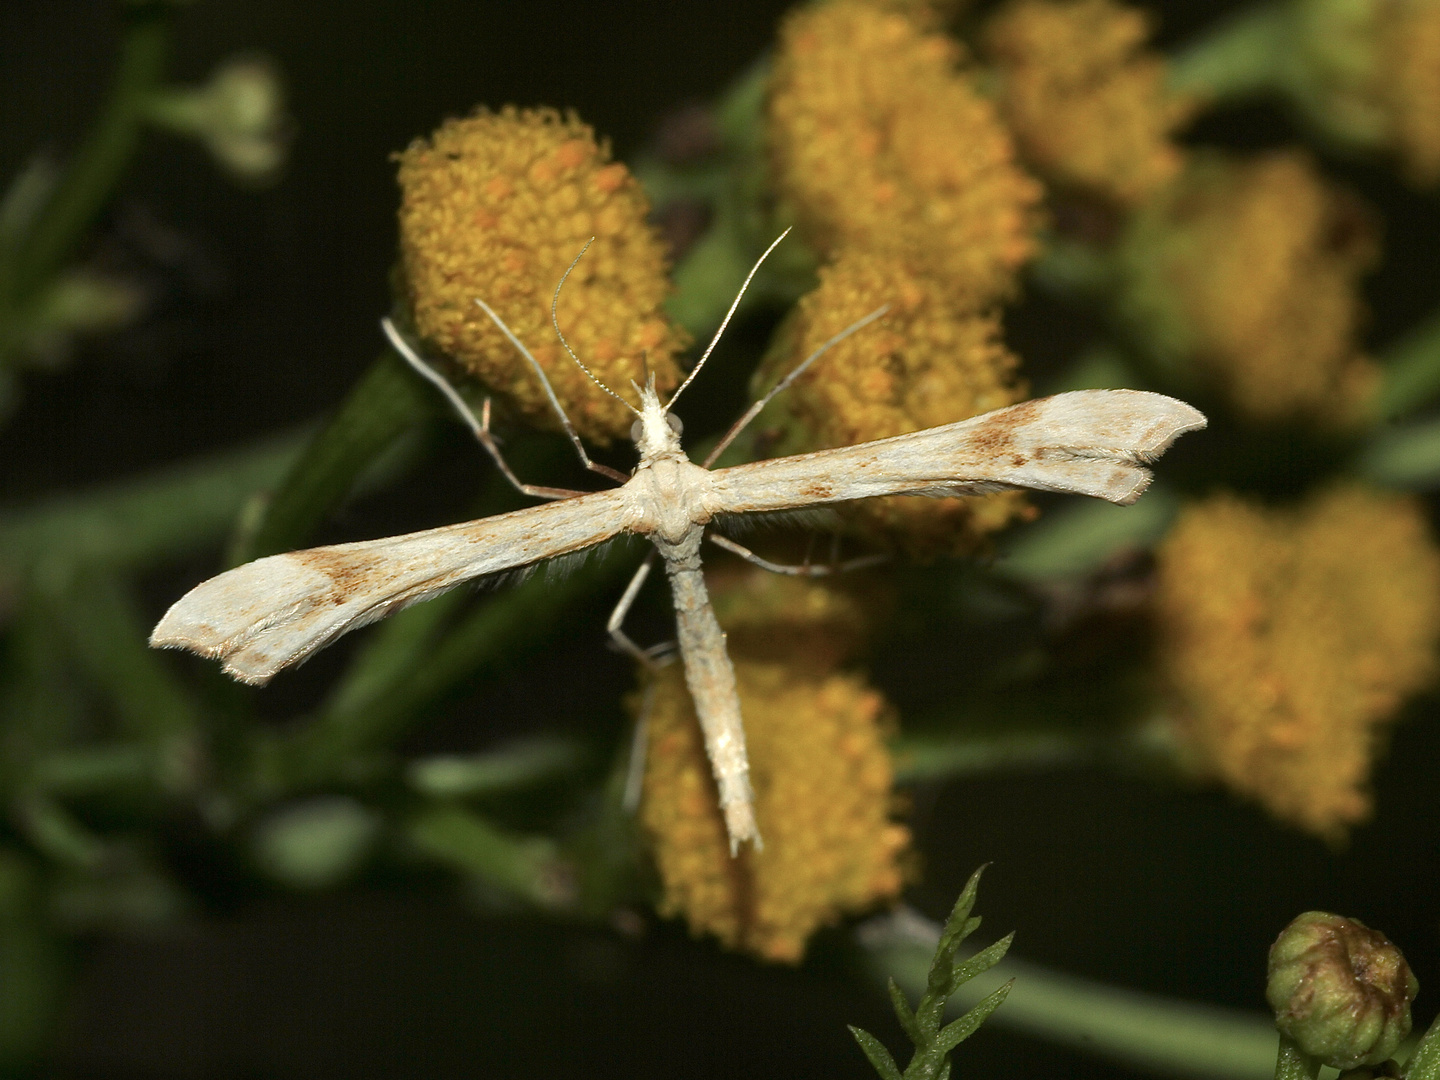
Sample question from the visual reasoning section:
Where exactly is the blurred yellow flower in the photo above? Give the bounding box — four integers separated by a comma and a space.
1154, 486, 1440, 838
749, 249, 1032, 557
768, 0, 1042, 303
1285, 0, 1440, 186
396, 106, 686, 444
983, 0, 1191, 206
639, 571, 909, 963
1117, 151, 1379, 426
1377, 0, 1440, 185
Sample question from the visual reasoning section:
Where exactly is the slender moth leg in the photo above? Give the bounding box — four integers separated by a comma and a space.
382, 318, 589, 501
621, 682, 655, 814
607, 551, 673, 670
706, 532, 888, 576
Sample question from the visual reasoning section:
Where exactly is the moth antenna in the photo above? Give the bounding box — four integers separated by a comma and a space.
551, 239, 641, 416
665, 227, 792, 412
701, 303, 889, 469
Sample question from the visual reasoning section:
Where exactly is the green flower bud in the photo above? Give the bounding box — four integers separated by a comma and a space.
1267, 911, 1418, 1070
145, 55, 291, 184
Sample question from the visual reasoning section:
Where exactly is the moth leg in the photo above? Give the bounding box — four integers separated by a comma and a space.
382, 318, 609, 499
700, 304, 889, 468
621, 680, 655, 814
707, 532, 888, 576
607, 552, 674, 670
470, 299, 632, 486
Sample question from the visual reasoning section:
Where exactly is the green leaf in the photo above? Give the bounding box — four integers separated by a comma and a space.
935, 980, 1014, 1054
888, 977, 921, 1044
1404, 1013, 1440, 1080
935, 866, 988, 961
848, 1026, 903, 1080
1273, 1035, 1321, 1080
1357, 416, 1440, 489
407, 804, 573, 910
949, 932, 1015, 988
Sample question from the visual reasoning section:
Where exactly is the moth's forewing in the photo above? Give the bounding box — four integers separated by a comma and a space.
150, 488, 636, 684
706, 390, 1206, 514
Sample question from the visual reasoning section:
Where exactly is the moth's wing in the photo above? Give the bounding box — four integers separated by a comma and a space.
708, 390, 1206, 514
150, 487, 636, 685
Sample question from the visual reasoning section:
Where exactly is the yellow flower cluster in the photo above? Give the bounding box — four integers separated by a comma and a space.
768, 0, 1042, 302
1377, 0, 1440, 185
396, 107, 685, 444
639, 571, 909, 963
1117, 151, 1379, 425
1154, 486, 1440, 839
752, 251, 1032, 557
983, 0, 1191, 206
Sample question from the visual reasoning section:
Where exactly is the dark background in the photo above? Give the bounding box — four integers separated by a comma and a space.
3, 1, 1439, 1077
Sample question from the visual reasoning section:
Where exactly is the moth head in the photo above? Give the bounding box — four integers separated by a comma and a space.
630, 372, 684, 460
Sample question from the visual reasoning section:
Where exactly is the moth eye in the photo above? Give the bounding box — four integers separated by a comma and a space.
630, 419, 644, 443
667, 413, 684, 435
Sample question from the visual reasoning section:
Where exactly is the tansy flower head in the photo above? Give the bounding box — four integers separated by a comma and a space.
768, 0, 1042, 303
396, 106, 686, 444
638, 570, 909, 963
1117, 151, 1379, 426
749, 250, 1032, 557
1153, 485, 1440, 839
983, 0, 1192, 206
1286, 0, 1440, 186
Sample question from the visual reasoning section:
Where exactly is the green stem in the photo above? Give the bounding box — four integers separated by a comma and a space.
1167, 4, 1290, 102
0, 850, 67, 1073
230, 350, 433, 564
28, 746, 151, 795
866, 921, 1279, 1080
406, 804, 574, 910
891, 730, 1099, 784
7, 5, 174, 303
0, 428, 305, 578
405, 737, 586, 798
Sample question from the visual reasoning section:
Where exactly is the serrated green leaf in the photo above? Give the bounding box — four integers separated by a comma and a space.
888, 977, 920, 1044
849, 1025, 903, 1080
950, 932, 1015, 988
936, 980, 1014, 1054
934, 865, 988, 962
